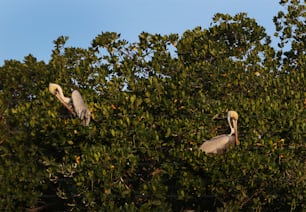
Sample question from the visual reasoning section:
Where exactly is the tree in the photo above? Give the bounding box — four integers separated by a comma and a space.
0, 0, 305, 211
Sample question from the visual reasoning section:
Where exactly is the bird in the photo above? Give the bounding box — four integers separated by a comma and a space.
49, 83, 91, 126
199, 111, 239, 154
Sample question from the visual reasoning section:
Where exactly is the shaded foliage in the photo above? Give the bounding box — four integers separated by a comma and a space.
0, 1, 305, 211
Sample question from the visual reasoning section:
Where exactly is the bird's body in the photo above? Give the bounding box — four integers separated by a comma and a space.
49, 83, 90, 126
199, 111, 239, 154
71, 90, 91, 126
199, 134, 236, 154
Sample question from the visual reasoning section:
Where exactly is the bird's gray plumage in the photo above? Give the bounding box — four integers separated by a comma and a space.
199, 134, 236, 154
71, 90, 91, 126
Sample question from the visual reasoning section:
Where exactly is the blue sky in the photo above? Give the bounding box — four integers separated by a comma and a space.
0, 0, 282, 65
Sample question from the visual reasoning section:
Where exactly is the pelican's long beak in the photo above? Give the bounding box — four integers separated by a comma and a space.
55, 94, 74, 114
55, 93, 69, 106
233, 119, 239, 145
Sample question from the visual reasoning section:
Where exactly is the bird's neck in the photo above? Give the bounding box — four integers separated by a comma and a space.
62, 96, 71, 103
228, 117, 234, 136
56, 86, 71, 104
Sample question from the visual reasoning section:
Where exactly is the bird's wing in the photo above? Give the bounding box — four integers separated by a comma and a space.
71, 90, 91, 126
199, 135, 232, 154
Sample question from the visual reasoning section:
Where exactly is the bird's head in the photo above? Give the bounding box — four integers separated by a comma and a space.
49, 83, 60, 95
228, 110, 238, 121
49, 83, 71, 104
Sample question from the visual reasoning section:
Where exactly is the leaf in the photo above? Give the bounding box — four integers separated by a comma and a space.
130, 94, 136, 104
165, 128, 171, 138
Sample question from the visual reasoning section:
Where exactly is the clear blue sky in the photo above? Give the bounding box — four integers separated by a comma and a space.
0, 0, 282, 65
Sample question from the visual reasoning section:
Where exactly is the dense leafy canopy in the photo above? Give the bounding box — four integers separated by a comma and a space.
0, 1, 305, 211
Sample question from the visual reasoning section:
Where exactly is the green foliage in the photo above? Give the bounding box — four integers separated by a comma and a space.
273, 0, 306, 71
0, 1, 305, 211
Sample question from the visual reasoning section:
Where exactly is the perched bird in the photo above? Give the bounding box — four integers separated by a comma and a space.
199, 111, 239, 154
49, 83, 90, 126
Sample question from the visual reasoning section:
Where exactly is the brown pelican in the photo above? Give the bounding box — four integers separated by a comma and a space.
199, 111, 239, 154
49, 83, 90, 126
